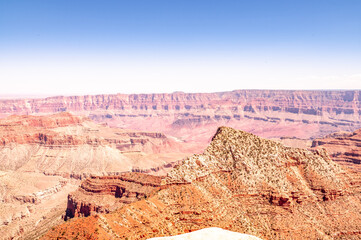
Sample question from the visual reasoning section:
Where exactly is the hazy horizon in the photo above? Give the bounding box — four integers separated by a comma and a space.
1, 1, 360, 96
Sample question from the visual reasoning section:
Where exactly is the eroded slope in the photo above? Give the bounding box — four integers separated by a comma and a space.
0, 112, 190, 176
43, 127, 361, 240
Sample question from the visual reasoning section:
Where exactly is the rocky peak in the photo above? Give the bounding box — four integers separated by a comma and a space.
165, 126, 347, 204
42, 127, 361, 240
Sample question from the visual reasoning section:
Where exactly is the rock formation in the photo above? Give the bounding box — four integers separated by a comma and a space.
0, 113, 191, 239
1, 90, 361, 152
0, 112, 191, 176
65, 173, 162, 219
312, 128, 361, 171
42, 127, 361, 240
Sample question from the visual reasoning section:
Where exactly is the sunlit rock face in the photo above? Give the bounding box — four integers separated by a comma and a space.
0, 112, 192, 240
42, 127, 361, 240
312, 127, 361, 172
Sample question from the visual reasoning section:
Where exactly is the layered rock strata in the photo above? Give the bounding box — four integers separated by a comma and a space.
0, 171, 79, 240
66, 173, 162, 219
1, 90, 361, 148
43, 127, 361, 240
0, 112, 190, 176
312, 128, 361, 171
0, 113, 189, 239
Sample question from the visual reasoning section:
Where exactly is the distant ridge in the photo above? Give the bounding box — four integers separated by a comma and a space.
1, 90, 361, 156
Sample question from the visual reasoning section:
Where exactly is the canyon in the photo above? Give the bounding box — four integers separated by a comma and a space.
2, 90, 361, 239
0, 90, 361, 151
0, 112, 192, 239
0, 112, 191, 176
43, 127, 361, 240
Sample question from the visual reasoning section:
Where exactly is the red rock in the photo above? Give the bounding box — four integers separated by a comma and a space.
311, 128, 361, 171
42, 127, 361, 240
65, 172, 162, 219
1, 90, 361, 152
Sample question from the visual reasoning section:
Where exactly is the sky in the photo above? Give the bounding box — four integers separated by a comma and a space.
0, 0, 361, 96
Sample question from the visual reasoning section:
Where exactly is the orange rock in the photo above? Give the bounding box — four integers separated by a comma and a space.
42, 127, 361, 240
312, 128, 361, 171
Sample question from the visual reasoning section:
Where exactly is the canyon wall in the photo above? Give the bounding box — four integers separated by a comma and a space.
65, 173, 163, 219
312, 128, 361, 172
1, 90, 361, 117
1, 90, 361, 148
0, 113, 190, 239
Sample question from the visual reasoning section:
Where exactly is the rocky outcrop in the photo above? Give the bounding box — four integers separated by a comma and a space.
43, 127, 361, 240
65, 173, 162, 219
311, 128, 361, 171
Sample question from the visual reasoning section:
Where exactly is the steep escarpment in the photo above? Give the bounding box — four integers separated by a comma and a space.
43, 127, 361, 240
0, 113, 190, 176
1, 90, 361, 118
65, 173, 162, 219
312, 128, 361, 171
1, 90, 361, 149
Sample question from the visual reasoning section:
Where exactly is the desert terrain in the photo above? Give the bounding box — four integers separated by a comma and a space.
1, 90, 361, 239
43, 127, 361, 239
0, 112, 192, 239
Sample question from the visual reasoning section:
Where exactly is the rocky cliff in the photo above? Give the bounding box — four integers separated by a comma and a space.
65, 173, 162, 219
1, 90, 361, 148
0, 112, 191, 239
312, 128, 361, 171
43, 127, 361, 240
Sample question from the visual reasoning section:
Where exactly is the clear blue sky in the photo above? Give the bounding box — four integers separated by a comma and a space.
1, 0, 361, 96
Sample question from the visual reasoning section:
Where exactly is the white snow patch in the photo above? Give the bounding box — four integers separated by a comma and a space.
147, 227, 263, 240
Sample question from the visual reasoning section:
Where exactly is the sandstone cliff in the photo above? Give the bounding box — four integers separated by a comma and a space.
43, 127, 361, 240
1, 90, 361, 150
65, 173, 162, 219
312, 128, 361, 171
